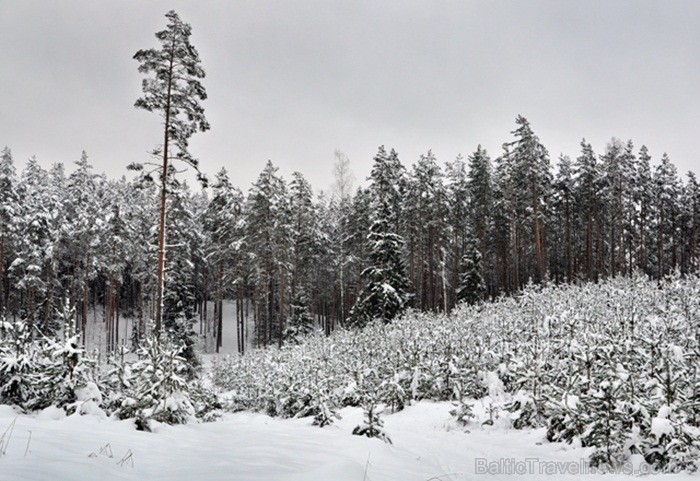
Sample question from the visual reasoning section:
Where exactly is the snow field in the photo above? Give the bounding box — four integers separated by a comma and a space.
2, 401, 697, 481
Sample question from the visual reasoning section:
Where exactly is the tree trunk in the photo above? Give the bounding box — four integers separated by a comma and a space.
154, 42, 176, 338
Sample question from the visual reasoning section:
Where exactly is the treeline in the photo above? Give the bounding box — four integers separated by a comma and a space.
0, 115, 698, 351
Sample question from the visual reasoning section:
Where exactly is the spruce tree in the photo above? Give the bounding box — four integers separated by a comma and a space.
0, 147, 17, 317
349, 147, 409, 326
13, 157, 51, 331
284, 288, 315, 343
457, 243, 486, 306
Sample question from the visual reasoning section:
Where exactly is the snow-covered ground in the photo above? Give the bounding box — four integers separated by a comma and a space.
2, 401, 696, 481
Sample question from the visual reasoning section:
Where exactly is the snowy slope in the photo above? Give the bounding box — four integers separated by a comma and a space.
2, 402, 696, 481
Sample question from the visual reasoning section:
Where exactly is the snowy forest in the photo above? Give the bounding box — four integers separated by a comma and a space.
3, 7, 700, 480
0, 121, 698, 352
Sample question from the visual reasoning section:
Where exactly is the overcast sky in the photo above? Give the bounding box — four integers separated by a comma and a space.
1, 0, 698, 192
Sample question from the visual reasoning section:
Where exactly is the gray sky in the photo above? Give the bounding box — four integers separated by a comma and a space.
1, 0, 698, 192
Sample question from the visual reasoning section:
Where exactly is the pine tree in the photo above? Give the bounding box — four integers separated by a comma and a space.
467, 145, 493, 289
161, 183, 201, 373
445, 155, 470, 308
573, 140, 599, 281
122, 181, 159, 347
246, 161, 291, 346
634, 146, 654, 273
682, 172, 699, 273
13, 157, 52, 331
346, 187, 372, 314
132, 10, 209, 336
288, 172, 317, 312
203, 169, 244, 352
509, 116, 552, 283
405, 151, 447, 312
349, 219, 409, 326
600, 139, 625, 277
63, 152, 100, 343
653, 154, 680, 278
491, 146, 516, 293
552, 155, 574, 282
100, 195, 128, 352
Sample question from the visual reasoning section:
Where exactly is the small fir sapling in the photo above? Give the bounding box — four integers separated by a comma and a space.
379, 371, 407, 413
353, 395, 392, 444
311, 381, 341, 427
116, 337, 195, 431
353, 370, 392, 443
450, 386, 475, 428
0, 319, 36, 408
31, 298, 100, 413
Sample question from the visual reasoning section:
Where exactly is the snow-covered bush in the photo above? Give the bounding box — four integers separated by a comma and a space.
189, 381, 223, 422
1, 302, 101, 413
211, 273, 700, 471
643, 404, 700, 472
0, 305, 221, 428
29, 331, 99, 413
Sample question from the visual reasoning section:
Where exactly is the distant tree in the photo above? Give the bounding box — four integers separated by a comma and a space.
246, 161, 291, 346
682, 172, 700, 273
0, 147, 18, 317
203, 169, 244, 353
161, 183, 201, 373
634, 146, 654, 273
13, 157, 52, 330
445, 155, 470, 307
508, 116, 552, 283
330, 150, 355, 324
573, 140, 599, 281
132, 10, 209, 336
349, 147, 410, 326
405, 151, 447, 312
552, 155, 574, 283
284, 288, 315, 343
349, 217, 410, 327
467, 146, 493, 292
63, 152, 100, 342
457, 243, 486, 306
653, 153, 680, 278
491, 144, 516, 293
289, 172, 317, 307
345, 187, 372, 316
